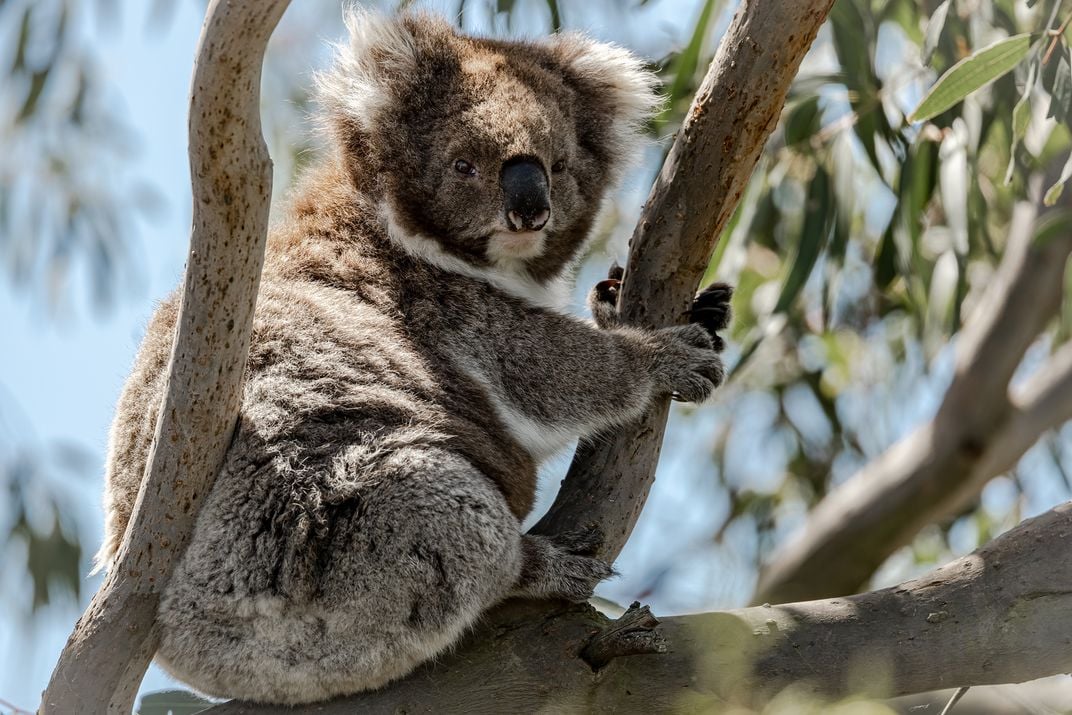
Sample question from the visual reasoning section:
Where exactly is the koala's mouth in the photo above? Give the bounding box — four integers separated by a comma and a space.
487, 230, 546, 262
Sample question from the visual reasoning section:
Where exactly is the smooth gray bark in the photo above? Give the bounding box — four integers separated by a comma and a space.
39, 2, 290, 712
533, 0, 838, 561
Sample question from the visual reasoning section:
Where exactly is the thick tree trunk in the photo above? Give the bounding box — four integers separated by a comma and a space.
39, 2, 290, 712
206, 502, 1072, 713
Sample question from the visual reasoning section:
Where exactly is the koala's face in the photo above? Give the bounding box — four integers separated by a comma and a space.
318, 11, 658, 282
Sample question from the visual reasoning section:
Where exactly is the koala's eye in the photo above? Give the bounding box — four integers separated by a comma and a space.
551, 160, 566, 173
454, 159, 477, 177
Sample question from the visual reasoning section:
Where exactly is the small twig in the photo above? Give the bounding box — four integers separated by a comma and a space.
0, 696, 33, 715
1042, 14, 1072, 65
580, 601, 667, 670
939, 686, 970, 715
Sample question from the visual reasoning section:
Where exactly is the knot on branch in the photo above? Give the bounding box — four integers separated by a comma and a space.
581, 601, 666, 670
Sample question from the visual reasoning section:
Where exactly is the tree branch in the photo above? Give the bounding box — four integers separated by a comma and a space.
754, 181, 1072, 604
39, 2, 289, 712
206, 501, 1072, 713
532, 0, 837, 560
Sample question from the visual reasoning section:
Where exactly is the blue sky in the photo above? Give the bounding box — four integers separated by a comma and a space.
1, 1, 205, 707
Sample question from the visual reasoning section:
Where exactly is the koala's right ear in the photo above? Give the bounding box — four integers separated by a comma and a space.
315, 8, 422, 133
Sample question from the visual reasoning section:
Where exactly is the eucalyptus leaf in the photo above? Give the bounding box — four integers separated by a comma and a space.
136, 690, 213, 715
658, 0, 719, 125
775, 168, 833, 314
922, 0, 950, 66
1044, 151, 1072, 206
910, 33, 1035, 122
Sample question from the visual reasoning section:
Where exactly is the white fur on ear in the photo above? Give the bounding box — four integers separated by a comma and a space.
315, 7, 420, 131
551, 33, 662, 175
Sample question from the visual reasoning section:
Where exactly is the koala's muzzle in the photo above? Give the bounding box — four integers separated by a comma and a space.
501, 157, 550, 232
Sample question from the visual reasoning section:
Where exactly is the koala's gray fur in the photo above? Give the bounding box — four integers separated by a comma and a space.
96, 9, 730, 705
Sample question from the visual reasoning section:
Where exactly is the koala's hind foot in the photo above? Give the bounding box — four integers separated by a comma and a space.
509, 528, 614, 602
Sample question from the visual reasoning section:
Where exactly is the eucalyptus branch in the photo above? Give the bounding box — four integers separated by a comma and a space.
40, 2, 290, 711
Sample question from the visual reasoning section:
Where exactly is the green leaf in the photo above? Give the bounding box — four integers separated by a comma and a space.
657, 0, 719, 126
136, 690, 213, 715
875, 224, 897, 288
1044, 46, 1072, 124
910, 33, 1035, 122
544, 0, 562, 31
922, 0, 951, 66
1044, 151, 1072, 205
1033, 206, 1072, 244
784, 95, 821, 146
1013, 62, 1037, 141
775, 168, 833, 314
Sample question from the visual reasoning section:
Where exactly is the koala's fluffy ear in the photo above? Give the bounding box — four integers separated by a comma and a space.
316, 9, 447, 133
549, 34, 661, 174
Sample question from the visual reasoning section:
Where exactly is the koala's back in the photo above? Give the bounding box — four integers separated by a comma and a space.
100, 258, 530, 702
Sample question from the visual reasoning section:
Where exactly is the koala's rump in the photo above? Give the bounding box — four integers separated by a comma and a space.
152, 281, 524, 703
155, 418, 523, 702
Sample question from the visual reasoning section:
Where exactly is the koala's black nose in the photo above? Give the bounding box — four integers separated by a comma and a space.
501, 157, 550, 232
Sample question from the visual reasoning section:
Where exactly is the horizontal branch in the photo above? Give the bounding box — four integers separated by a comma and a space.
206, 501, 1072, 713
754, 186, 1072, 604
40, 2, 290, 712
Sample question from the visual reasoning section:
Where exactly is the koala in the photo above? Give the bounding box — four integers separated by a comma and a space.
96, 9, 731, 705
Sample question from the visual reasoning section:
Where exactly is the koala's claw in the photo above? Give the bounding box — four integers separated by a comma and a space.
654, 323, 725, 404
512, 529, 615, 603
689, 282, 733, 351
593, 278, 621, 306
588, 266, 624, 330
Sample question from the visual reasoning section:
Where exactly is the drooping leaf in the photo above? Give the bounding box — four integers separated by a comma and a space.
1006, 60, 1038, 184
784, 95, 822, 146
922, 0, 951, 65
657, 0, 719, 126
910, 33, 1035, 122
1044, 45, 1072, 125
1044, 151, 1072, 205
775, 168, 833, 314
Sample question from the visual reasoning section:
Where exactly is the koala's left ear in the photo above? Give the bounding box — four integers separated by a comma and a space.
549, 34, 661, 170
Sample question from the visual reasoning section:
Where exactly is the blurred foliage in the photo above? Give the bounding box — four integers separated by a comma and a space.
670, 0, 1072, 597
0, 0, 161, 315
0, 434, 92, 614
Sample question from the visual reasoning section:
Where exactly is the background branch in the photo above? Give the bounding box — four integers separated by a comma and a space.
207, 501, 1072, 713
533, 0, 837, 560
39, 1, 290, 711
755, 182, 1072, 604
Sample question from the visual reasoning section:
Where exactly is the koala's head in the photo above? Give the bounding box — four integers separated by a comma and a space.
317, 9, 659, 283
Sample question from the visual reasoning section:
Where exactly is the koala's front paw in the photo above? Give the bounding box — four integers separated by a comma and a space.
653, 323, 725, 404
689, 282, 733, 352
511, 529, 615, 603
587, 263, 625, 330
